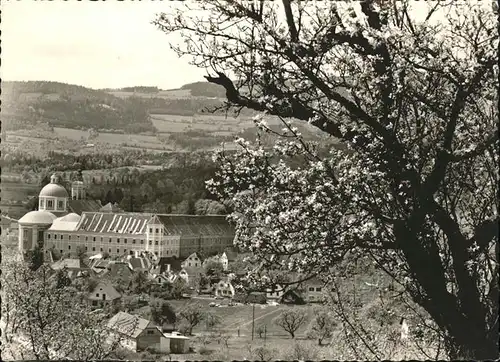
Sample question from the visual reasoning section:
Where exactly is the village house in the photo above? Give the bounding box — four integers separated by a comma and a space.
107, 312, 167, 353
162, 331, 190, 354
280, 289, 306, 305
88, 281, 121, 308
181, 252, 202, 268
304, 277, 326, 303
214, 278, 235, 298
266, 284, 285, 302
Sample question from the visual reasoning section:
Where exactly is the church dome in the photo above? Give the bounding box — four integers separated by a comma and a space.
58, 212, 81, 222
40, 183, 69, 198
18, 210, 57, 225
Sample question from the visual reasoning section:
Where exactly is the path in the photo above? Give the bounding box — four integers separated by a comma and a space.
224, 305, 285, 331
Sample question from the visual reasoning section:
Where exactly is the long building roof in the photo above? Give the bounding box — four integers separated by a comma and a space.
72, 212, 235, 237
76, 212, 152, 234
156, 214, 235, 236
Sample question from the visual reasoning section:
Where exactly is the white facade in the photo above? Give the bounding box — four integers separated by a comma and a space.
71, 181, 86, 200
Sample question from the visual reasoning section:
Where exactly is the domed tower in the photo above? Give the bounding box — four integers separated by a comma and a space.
38, 173, 69, 217
18, 210, 57, 253
71, 181, 86, 200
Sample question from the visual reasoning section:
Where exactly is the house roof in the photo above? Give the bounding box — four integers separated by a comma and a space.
68, 199, 102, 215
156, 214, 235, 236
280, 289, 306, 303
89, 281, 121, 301
76, 212, 152, 235
157, 256, 184, 273
128, 257, 151, 271
101, 262, 134, 280
107, 312, 155, 338
99, 202, 124, 213
161, 331, 190, 340
51, 258, 90, 271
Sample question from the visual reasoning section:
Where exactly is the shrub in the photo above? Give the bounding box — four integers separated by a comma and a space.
198, 346, 213, 356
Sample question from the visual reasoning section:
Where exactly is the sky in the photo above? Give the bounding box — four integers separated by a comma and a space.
1, 1, 207, 90
1, 1, 480, 91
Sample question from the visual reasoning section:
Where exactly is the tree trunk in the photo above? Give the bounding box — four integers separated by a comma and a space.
395, 215, 499, 360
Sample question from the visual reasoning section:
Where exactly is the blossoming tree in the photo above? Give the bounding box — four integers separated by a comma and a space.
155, 0, 499, 359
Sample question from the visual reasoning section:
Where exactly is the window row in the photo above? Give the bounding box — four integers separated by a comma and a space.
40, 199, 65, 209
46, 234, 145, 245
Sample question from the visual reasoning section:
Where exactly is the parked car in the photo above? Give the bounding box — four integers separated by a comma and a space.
209, 302, 217, 307
215, 295, 224, 300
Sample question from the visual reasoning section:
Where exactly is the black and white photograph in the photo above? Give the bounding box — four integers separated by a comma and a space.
0, 0, 498, 360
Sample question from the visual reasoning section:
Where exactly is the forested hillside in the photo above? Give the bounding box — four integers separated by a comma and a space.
1, 81, 154, 133
1, 81, 255, 132
179, 81, 226, 97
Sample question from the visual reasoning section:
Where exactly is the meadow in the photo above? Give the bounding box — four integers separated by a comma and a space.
167, 299, 315, 338
108, 89, 204, 99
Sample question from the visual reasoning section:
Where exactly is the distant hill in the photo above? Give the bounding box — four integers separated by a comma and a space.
106, 81, 255, 117
2, 80, 253, 134
179, 81, 226, 98
1, 81, 155, 133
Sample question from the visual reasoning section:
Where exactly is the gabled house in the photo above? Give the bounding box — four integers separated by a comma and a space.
107, 312, 167, 352
266, 284, 285, 301
152, 273, 171, 285
88, 281, 121, 308
214, 278, 235, 298
181, 252, 202, 269
280, 289, 306, 305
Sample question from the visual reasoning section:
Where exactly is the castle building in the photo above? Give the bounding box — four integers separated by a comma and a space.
18, 174, 235, 259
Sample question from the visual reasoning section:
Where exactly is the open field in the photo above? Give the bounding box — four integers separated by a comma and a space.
107, 89, 219, 100
0, 182, 39, 219
148, 299, 316, 338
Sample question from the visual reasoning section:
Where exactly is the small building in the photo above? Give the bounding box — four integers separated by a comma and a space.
181, 252, 202, 268
280, 289, 306, 305
107, 312, 167, 352
266, 284, 285, 301
303, 277, 326, 303
88, 281, 121, 308
162, 331, 190, 354
214, 279, 235, 298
